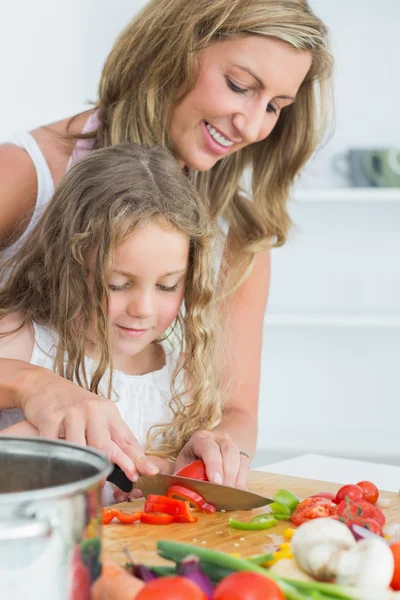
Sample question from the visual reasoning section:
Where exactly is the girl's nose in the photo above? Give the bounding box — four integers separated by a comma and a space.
127, 290, 154, 319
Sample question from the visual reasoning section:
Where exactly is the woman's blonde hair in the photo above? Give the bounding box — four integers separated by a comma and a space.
78, 0, 333, 286
0, 143, 221, 457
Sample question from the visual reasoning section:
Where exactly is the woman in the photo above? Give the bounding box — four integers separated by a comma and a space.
0, 0, 332, 488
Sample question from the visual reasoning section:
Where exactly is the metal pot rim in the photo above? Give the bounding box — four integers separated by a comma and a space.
0, 437, 113, 503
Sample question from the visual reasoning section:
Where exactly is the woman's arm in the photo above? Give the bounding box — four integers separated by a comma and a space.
175, 248, 270, 488
0, 419, 39, 437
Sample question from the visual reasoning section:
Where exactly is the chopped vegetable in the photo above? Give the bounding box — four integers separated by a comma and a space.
290, 497, 338, 526
177, 556, 214, 598
166, 485, 216, 514
123, 548, 157, 583
229, 516, 277, 530
309, 492, 338, 503
283, 528, 296, 541
102, 509, 118, 524
114, 510, 142, 524
140, 513, 175, 525
268, 502, 291, 515
91, 558, 145, 600
273, 489, 300, 513
248, 552, 274, 565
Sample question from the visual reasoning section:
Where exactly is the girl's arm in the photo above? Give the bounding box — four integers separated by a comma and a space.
174, 248, 270, 489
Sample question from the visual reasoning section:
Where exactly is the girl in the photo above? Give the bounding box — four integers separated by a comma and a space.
0, 0, 333, 487
0, 142, 222, 499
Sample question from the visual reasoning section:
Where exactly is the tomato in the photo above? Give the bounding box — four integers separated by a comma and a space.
345, 516, 383, 536
175, 459, 208, 481
136, 576, 207, 599
69, 558, 91, 600
356, 480, 379, 505
213, 572, 284, 600
335, 484, 365, 505
337, 498, 385, 527
309, 492, 338, 503
390, 542, 400, 590
290, 497, 338, 526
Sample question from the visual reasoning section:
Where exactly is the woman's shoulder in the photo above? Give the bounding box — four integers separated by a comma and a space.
0, 312, 34, 362
30, 110, 94, 186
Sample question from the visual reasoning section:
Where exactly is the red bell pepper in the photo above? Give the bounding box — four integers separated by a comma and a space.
166, 485, 216, 514
175, 459, 208, 481
140, 513, 175, 525
102, 509, 117, 524
114, 510, 142, 524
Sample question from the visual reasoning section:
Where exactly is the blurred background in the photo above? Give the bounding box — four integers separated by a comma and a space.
1, 0, 399, 467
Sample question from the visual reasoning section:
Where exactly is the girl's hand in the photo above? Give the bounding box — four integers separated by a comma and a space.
17, 363, 159, 481
174, 429, 250, 490
113, 455, 174, 503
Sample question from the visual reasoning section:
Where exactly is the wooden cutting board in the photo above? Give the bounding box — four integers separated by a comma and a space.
103, 470, 400, 566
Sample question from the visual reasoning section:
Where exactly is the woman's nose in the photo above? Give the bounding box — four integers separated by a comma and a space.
232, 104, 270, 145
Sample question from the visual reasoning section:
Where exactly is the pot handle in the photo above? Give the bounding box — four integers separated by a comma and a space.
0, 517, 52, 541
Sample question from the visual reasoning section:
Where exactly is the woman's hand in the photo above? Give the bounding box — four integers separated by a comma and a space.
173, 429, 250, 490
13, 362, 159, 481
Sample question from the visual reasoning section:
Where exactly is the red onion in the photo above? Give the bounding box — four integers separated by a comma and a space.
177, 555, 215, 598
348, 523, 389, 544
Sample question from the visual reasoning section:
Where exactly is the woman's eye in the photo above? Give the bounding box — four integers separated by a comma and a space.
109, 283, 130, 292
225, 77, 247, 95
157, 284, 179, 293
267, 103, 278, 115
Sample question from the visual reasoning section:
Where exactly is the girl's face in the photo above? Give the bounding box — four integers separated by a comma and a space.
169, 35, 312, 171
91, 221, 189, 372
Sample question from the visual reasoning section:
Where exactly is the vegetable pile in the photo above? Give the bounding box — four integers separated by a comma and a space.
96, 468, 400, 599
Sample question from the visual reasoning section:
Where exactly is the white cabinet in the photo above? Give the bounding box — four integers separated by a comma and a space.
257, 188, 400, 463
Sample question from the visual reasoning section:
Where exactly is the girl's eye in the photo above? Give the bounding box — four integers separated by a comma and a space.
157, 284, 179, 293
225, 77, 247, 95
109, 283, 130, 292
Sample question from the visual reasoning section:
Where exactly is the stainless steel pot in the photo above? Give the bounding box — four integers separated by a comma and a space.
0, 437, 112, 600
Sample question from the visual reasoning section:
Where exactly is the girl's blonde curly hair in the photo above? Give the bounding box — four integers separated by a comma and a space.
0, 143, 222, 457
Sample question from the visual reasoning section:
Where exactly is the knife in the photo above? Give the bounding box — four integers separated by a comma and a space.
107, 464, 273, 511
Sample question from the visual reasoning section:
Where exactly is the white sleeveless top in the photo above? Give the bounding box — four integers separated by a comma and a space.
1, 132, 55, 264
0, 322, 182, 504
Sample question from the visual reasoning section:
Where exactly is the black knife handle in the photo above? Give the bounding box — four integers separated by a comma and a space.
106, 464, 133, 493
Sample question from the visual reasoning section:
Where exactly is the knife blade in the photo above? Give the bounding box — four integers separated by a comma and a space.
107, 465, 273, 511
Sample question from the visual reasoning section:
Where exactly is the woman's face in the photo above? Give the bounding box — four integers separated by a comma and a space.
169, 35, 312, 171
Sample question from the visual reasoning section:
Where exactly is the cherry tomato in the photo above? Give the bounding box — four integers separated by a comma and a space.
390, 542, 400, 590
335, 484, 365, 505
290, 497, 338, 526
213, 572, 284, 600
136, 576, 207, 600
356, 480, 379, 505
345, 516, 383, 536
337, 498, 385, 526
310, 492, 338, 503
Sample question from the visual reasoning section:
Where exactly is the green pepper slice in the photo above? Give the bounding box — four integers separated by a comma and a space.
229, 516, 278, 530
273, 489, 300, 513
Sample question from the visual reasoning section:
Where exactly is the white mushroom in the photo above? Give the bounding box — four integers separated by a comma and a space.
336, 538, 394, 589
291, 518, 356, 581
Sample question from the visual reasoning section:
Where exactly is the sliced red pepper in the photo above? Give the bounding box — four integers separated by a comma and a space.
175, 459, 208, 481
166, 485, 216, 514
172, 513, 198, 523
114, 510, 142, 524
146, 495, 188, 508
140, 512, 175, 525
144, 501, 190, 516
102, 509, 117, 525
